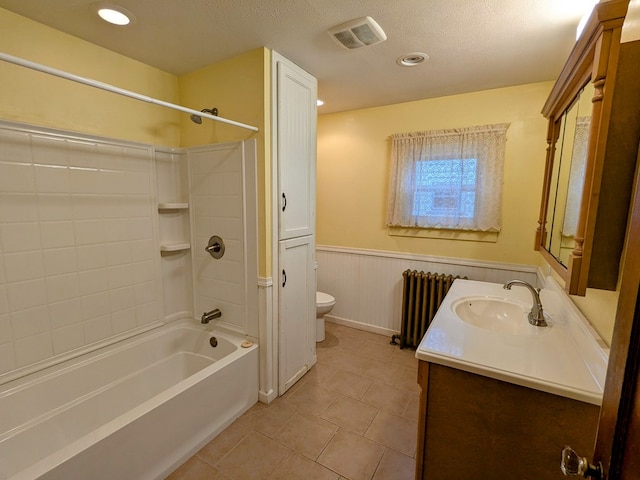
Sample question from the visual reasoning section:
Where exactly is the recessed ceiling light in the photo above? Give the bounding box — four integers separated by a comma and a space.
94, 3, 135, 26
397, 52, 429, 67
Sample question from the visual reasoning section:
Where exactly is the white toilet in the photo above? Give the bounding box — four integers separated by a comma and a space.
316, 291, 336, 342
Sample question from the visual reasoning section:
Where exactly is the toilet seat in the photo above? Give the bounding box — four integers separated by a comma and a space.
316, 291, 335, 307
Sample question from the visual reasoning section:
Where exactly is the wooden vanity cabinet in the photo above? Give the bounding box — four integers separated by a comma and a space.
415, 361, 600, 480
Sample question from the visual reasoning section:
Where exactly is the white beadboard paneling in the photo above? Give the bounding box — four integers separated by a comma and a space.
317, 246, 538, 333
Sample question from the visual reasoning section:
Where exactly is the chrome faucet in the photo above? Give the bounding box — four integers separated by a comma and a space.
201, 308, 221, 324
503, 280, 547, 327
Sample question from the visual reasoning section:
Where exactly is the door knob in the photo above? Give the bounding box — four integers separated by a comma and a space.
560, 446, 602, 478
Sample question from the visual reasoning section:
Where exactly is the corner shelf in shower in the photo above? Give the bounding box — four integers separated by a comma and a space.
160, 242, 191, 253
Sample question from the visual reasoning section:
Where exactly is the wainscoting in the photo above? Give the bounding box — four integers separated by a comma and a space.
316, 246, 539, 336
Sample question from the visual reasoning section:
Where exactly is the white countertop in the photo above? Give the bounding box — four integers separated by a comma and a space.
415, 278, 609, 405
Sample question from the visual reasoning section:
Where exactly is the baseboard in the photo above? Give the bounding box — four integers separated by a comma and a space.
325, 315, 399, 338
258, 388, 277, 404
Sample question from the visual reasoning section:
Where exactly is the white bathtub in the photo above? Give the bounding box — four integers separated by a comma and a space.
0, 320, 259, 480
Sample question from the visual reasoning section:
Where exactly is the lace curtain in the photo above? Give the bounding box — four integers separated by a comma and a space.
387, 123, 509, 231
562, 116, 591, 237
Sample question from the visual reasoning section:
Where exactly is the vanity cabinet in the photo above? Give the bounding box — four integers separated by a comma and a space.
415, 361, 600, 480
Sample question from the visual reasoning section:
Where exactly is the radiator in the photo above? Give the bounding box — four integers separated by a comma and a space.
391, 269, 463, 349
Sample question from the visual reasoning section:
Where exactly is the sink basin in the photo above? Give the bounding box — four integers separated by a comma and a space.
452, 296, 549, 335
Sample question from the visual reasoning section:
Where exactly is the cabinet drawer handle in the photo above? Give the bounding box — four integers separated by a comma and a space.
282, 269, 287, 287
282, 192, 287, 212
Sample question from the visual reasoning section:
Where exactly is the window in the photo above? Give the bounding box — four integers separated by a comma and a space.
413, 158, 477, 219
387, 124, 509, 232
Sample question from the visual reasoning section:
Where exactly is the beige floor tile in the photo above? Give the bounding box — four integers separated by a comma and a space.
403, 393, 420, 421
166, 456, 231, 480
362, 359, 404, 385
325, 368, 372, 400
390, 348, 419, 371
304, 362, 340, 387
275, 411, 339, 460
284, 382, 338, 416
329, 351, 375, 375
372, 448, 415, 480
358, 341, 396, 362
317, 429, 385, 480
269, 452, 341, 480
196, 421, 252, 466
365, 410, 418, 457
394, 367, 420, 393
238, 398, 299, 438
334, 333, 367, 351
361, 381, 413, 415
321, 395, 379, 434
216, 431, 291, 479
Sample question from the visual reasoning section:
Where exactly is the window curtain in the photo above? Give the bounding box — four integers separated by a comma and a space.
562, 116, 590, 237
387, 123, 509, 231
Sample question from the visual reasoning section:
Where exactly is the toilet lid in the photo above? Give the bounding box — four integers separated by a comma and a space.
316, 291, 335, 305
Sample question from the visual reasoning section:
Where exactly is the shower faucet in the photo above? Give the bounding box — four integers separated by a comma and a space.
201, 308, 222, 324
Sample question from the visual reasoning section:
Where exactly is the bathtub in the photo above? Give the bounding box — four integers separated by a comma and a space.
0, 320, 259, 480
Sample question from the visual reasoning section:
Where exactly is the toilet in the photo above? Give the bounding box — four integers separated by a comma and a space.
316, 291, 336, 342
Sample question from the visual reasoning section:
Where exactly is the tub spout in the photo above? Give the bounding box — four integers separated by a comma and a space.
201, 308, 221, 324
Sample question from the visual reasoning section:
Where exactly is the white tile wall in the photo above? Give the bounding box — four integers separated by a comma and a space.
316, 246, 538, 335
188, 144, 248, 335
0, 123, 161, 376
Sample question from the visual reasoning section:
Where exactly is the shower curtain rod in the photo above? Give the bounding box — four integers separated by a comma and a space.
0, 52, 259, 132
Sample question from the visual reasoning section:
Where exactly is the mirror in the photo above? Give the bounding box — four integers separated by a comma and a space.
543, 82, 593, 267
537, 3, 638, 296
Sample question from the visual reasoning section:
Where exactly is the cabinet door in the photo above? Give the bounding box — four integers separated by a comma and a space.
274, 54, 317, 240
278, 235, 316, 395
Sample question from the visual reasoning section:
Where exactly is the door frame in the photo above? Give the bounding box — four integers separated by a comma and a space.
593, 146, 640, 478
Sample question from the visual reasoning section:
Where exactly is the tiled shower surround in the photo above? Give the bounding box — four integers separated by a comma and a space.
0, 124, 161, 376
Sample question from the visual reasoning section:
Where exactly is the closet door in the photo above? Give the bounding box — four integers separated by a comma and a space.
278, 235, 315, 394
274, 54, 317, 240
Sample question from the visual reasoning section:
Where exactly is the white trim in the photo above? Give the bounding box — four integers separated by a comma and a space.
326, 315, 399, 337
316, 244, 538, 274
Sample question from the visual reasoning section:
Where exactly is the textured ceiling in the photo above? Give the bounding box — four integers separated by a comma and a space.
0, 0, 599, 113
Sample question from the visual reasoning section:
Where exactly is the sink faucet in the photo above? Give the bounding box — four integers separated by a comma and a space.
503, 280, 547, 327
201, 308, 221, 324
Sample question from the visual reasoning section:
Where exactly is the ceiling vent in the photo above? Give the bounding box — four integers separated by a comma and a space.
328, 16, 387, 50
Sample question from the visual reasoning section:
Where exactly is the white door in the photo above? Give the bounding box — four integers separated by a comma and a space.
274, 53, 317, 240
278, 235, 316, 395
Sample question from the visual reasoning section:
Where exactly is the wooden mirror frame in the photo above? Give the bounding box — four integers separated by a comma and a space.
536, 0, 630, 296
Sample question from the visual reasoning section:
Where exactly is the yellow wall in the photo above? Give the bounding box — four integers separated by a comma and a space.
178, 48, 272, 276
317, 82, 553, 265
0, 8, 180, 146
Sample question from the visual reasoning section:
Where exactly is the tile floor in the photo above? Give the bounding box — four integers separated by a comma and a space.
167, 322, 420, 480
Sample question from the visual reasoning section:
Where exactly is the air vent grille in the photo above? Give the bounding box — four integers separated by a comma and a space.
328, 16, 387, 49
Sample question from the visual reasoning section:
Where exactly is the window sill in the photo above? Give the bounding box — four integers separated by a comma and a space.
388, 227, 499, 243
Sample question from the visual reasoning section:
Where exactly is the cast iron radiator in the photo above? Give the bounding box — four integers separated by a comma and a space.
391, 269, 464, 349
